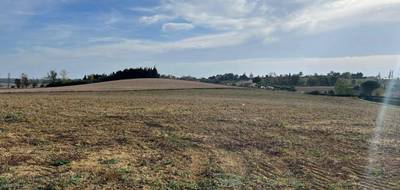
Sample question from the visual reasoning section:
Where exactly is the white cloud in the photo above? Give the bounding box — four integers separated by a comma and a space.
162, 22, 194, 32
129, 6, 160, 13
16, 31, 251, 61
136, 0, 275, 48
285, 0, 400, 32
139, 14, 174, 24
157, 0, 271, 31
139, 0, 400, 43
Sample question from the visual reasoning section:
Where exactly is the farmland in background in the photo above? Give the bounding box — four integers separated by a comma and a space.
0, 79, 233, 93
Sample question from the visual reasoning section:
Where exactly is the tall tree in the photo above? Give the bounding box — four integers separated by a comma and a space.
47, 70, 58, 83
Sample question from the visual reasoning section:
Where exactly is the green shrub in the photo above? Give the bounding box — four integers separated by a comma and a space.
3, 112, 25, 123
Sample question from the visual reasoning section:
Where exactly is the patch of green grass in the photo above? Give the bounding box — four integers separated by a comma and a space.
215, 173, 244, 188
117, 168, 130, 175
0, 177, 21, 190
245, 175, 279, 189
0, 177, 9, 189
284, 171, 305, 190
66, 174, 83, 186
263, 178, 279, 189
308, 149, 324, 158
40, 183, 57, 190
51, 159, 70, 167
161, 134, 199, 151
328, 180, 355, 190
161, 159, 173, 166
166, 180, 198, 190
198, 164, 244, 189
369, 168, 384, 177
99, 158, 119, 165
287, 177, 305, 190
3, 112, 25, 123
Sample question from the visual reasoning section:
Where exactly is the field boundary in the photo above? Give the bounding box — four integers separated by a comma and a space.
0, 87, 241, 95
0, 78, 238, 94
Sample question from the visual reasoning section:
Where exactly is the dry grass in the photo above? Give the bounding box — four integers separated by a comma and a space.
295, 86, 334, 93
0, 79, 233, 93
0, 89, 399, 189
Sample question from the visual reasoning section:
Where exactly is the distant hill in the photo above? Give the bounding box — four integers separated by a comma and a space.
0, 78, 234, 93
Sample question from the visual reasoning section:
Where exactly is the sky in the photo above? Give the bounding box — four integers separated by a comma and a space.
1, 0, 400, 78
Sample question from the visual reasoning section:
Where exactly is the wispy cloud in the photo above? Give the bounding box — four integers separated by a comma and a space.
139, 14, 174, 25
129, 6, 160, 13
141, 0, 272, 30
24, 31, 250, 58
139, 0, 400, 44
162, 22, 194, 32
285, 0, 400, 33
0, 0, 57, 28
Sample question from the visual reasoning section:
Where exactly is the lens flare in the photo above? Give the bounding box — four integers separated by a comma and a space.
364, 57, 400, 182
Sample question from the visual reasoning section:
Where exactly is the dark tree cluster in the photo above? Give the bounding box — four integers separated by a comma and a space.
250, 72, 365, 87
192, 71, 365, 87
256, 73, 302, 86
104, 67, 160, 81
47, 67, 160, 87
200, 73, 249, 83
173, 71, 371, 95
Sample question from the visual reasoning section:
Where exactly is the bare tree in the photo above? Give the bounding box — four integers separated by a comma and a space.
21, 73, 29, 88
47, 70, 58, 83
60, 69, 68, 81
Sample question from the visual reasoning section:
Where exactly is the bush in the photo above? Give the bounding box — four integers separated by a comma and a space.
360, 80, 380, 97
308, 91, 321, 95
273, 85, 296, 92
46, 80, 89, 87
335, 79, 354, 96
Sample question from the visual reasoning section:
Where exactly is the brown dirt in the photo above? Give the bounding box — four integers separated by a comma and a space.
0, 89, 399, 189
296, 86, 334, 93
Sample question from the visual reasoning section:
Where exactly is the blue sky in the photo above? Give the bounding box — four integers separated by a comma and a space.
1, 0, 400, 78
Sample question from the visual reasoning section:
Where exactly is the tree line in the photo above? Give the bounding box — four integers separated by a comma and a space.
183, 71, 365, 87
46, 67, 159, 87
165, 71, 387, 97
13, 73, 40, 88
9, 67, 160, 88
4, 68, 391, 98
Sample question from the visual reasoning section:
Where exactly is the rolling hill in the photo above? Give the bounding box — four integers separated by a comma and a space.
0, 79, 234, 93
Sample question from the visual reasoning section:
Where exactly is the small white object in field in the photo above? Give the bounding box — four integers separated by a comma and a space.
242, 104, 246, 106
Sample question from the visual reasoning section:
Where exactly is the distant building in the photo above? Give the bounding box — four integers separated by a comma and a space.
235, 80, 254, 87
